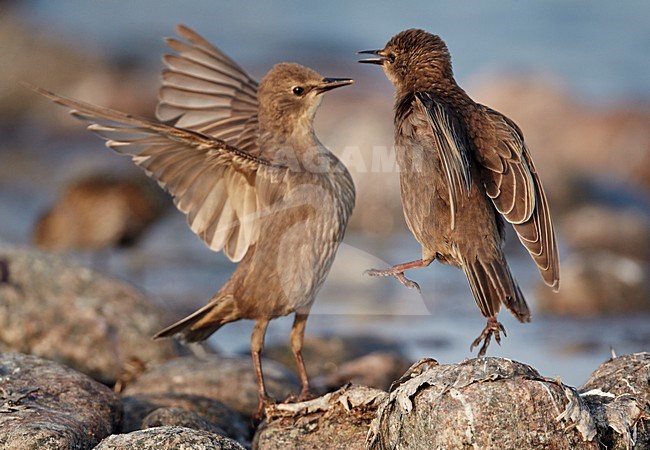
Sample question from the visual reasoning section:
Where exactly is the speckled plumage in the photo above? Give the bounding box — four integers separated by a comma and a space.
361, 29, 559, 355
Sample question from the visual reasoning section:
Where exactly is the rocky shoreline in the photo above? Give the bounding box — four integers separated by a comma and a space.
0, 246, 648, 449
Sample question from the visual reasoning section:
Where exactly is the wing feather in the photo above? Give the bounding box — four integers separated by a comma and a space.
157, 25, 261, 155
34, 87, 287, 263
479, 108, 560, 290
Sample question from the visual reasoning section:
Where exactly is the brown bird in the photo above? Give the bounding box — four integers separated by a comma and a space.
33, 175, 165, 251
33, 25, 355, 416
359, 29, 559, 356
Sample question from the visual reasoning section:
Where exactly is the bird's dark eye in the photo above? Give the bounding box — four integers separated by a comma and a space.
292, 86, 304, 96
387, 53, 396, 63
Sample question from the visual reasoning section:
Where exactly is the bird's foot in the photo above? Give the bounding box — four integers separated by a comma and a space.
470, 317, 507, 357
282, 387, 315, 404
364, 267, 421, 292
253, 393, 276, 421
297, 388, 315, 402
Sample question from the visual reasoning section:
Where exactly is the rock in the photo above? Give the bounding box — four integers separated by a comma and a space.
312, 351, 411, 392
254, 384, 386, 450
33, 175, 167, 252
264, 334, 408, 391
560, 205, 650, 261
121, 393, 250, 444
141, 407, 229, 435
0, 245, 178, 384
121, 355, 299, 417
0, 352, 121, 450
579, 353, 650, 450
94, 426, 245, 450
368, 357, 599, 450
536, 251, 650, 315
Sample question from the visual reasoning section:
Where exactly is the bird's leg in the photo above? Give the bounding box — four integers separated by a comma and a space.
470, 316, 507, 357
365, 257, 434, 291
251, 318, 274, 419
290, 308, 313, 402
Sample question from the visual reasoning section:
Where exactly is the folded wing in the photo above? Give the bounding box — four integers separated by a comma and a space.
478, 107, 560, 290
415, 92, 472, 230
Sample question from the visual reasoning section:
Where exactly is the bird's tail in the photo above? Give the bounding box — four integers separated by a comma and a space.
154, 294, 235, 343
462, 253, 530, 323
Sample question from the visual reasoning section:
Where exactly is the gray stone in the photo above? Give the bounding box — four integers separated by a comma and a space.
0, 245, 178, 385
254, 384, 386, 450
141, 407, 228, 435
0, 352, 121, 450
121, 392, 250, 443
580, 353, 650, 450
121, 355, 299, 417
368, 357, 599, 450
94, 426, 245, 450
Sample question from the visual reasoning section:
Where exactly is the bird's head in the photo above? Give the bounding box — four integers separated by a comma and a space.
359, 29, 453, 94
258, 63, 353, 137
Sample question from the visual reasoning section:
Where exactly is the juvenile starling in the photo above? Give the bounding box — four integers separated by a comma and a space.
359, 29, 559, 356
34, 25, 355, 415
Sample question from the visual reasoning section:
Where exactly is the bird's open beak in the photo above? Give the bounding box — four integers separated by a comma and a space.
358, 49, 387, 65
315, 78, 354, 93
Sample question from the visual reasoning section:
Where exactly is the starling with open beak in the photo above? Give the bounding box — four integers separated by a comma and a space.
359, 29, 559, 356
34, 25, 355, 417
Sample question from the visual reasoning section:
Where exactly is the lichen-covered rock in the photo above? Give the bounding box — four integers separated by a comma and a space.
368, 357, 599, 450
0, 246, 178, 384
94, 426, 245, 450
254, 384, 386, 450
121, 392, 250, 444
580, 353, 650, 449
0, 352, 121, 450
121, 355, 299, 417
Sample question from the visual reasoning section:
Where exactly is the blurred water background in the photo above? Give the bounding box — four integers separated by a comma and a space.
1, 0, 649, 387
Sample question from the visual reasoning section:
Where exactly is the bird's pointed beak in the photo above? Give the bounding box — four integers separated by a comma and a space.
358, 49, 387, 65
315, 77, 354, 93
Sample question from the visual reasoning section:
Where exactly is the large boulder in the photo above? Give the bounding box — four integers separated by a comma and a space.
580, 353, 650, 450
0, 352, 121, 450
368, 357, 599, 450
0, 245, 178, 384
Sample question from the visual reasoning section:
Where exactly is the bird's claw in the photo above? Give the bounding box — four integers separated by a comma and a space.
470, 318, 506, 357
253, 393, 276, 421
364, 268, 421, 292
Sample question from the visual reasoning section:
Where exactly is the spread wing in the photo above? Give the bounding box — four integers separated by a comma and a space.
415, 92, 472, 230
478, 107, 560, 291
35, 87, 288, 262
156, 25, 261, 155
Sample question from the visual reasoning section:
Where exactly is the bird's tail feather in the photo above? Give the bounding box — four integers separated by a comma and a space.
463, 254, 530, 323
154, 295, 232, 343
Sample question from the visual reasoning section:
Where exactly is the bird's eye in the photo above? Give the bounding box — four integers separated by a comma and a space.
292, 86, 304, 96
387, 53, 396, 63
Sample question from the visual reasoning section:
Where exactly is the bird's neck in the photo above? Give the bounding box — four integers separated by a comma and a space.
260, 126, 331, 171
